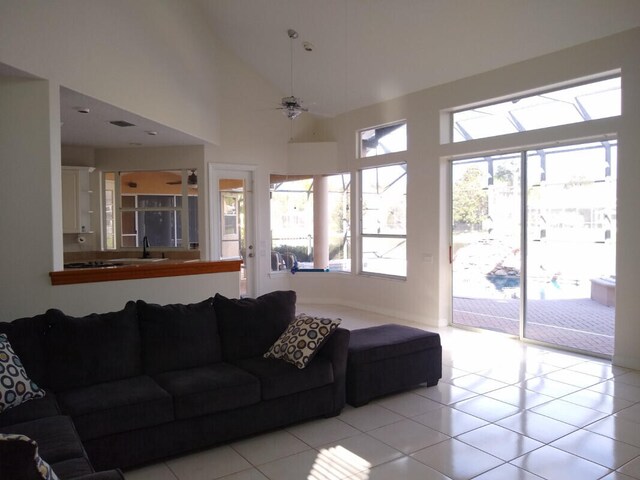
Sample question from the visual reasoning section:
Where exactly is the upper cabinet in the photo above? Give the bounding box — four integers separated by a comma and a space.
62, 166, 94, 233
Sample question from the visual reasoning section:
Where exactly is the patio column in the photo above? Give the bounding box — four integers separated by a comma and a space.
313, 175, 329, 269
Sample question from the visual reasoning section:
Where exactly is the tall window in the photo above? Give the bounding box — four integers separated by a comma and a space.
103, 170, 198, 250
270, 173, 351, 272
452, 76, 621, 142
360, 164, 407, 277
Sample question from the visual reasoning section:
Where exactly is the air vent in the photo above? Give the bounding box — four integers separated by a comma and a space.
110, 120, 136, 127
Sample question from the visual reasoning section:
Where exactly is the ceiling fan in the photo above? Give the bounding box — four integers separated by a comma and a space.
166, 170, 197, 188
277, 29, 308, 120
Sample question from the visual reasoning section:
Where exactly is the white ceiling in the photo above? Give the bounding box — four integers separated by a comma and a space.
60, 88, 203, 148
200, 0, 640, 117
8, 1, 640, 148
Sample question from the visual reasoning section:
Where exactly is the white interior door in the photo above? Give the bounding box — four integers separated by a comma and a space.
210, 166, 255, 298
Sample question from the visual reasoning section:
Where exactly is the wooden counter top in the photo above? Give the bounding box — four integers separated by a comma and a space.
50, 260, 242, 286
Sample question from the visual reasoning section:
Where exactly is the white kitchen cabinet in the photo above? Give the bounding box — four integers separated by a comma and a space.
62, 166, 94, 233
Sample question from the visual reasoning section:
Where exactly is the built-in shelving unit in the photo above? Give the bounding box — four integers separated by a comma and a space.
62, 166, 94, 234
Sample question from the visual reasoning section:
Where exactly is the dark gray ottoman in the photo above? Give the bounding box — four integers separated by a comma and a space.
346, 324, 442, 407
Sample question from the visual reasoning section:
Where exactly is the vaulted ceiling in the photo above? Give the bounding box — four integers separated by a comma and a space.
44, 1, 640, 147
199, 0, 640, 117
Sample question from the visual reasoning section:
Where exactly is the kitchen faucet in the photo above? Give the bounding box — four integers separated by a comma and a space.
142, 236, 151, 258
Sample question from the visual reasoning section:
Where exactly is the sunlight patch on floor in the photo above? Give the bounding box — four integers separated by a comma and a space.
309, 446, 371, 480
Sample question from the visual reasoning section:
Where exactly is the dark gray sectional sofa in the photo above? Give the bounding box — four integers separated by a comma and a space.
0, 291, 350, 478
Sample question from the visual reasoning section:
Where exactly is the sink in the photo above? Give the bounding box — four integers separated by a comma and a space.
109, 258, 169, 264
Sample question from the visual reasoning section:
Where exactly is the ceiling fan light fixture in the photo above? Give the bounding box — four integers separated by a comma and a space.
283, 107, 303, 120
279, 28, 307, 120
280, 95, 307, 119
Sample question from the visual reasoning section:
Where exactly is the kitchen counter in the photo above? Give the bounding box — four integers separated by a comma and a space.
50, 259, 242, 285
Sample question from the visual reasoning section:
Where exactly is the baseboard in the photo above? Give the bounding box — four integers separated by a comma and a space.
612, 354, 640, 370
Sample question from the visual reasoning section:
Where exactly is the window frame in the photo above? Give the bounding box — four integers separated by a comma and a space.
268, 172, 352, 274
450, 72, 621, 143
358, 162, 408, 279
358, 120, 408, 158
103, 169, 198, 250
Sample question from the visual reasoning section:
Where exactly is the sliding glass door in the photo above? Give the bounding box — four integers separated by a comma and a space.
524, 142, 617, 355
452, 153, 522, 335
452, 140, 616, 356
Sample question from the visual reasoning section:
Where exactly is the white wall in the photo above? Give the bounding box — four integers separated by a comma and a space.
0, 0, 222, 145
287, 28, 640, 368
0, 78, 61, 316
612, 30, 640, 369
209, 35, 324, 295
0, 1, 294, 318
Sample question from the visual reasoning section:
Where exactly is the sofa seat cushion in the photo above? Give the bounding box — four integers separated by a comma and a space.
49, 457, 94, 479
0, 391, 60, 428
153, 364, 260, 420
233, 356, 334, 400
0, 415, 85, 465
45, 302, 141, 391
56, 376, 173, 441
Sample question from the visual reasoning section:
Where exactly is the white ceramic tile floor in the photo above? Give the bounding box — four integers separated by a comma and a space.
123, 304, 640, 480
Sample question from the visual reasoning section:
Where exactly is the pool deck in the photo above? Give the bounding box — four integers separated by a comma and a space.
453, 296, 615, 356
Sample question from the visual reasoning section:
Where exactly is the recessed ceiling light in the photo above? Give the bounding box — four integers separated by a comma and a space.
75, 107, 90, 114
146, 130, 158, 136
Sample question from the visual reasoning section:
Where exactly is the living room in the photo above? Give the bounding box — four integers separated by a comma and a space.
2, 2, 640, 479
1, 1, 639, 362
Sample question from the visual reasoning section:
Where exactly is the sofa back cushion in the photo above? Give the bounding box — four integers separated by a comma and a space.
137, 298, 221, 374
0, 313, 50, 388
45, 301, 141, 391
213, 290, 296, 361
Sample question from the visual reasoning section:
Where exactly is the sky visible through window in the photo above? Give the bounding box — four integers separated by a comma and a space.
453, 77, 621, 142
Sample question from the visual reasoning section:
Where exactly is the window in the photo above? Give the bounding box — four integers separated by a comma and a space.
360, 164, 407, 277
103, 170, 198, 250
269, 173, 351, 272
359, 121, 407, 158
452, 76, 621, 142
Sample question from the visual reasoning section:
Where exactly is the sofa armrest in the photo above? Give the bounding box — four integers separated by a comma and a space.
73, 469, 125, 480
317, 327, 350, 414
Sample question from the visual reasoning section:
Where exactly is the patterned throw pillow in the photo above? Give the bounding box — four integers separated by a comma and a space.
0, 434, 59, 480
264, 313, 341, 369
0, 333, 45, 413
